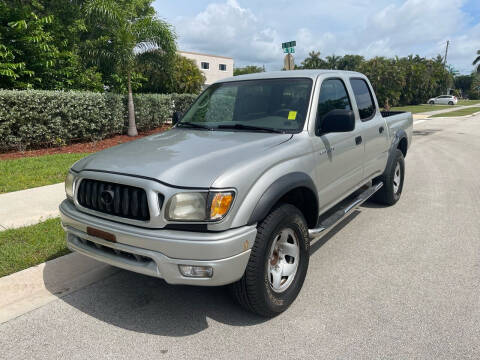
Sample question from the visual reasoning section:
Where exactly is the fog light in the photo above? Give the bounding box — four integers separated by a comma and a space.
178, 265, 213, 278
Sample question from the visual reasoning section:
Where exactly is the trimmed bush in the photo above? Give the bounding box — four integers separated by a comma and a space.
0, 90, 197, 151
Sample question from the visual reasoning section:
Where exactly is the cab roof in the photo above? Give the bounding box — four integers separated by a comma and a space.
216, 69, 365, 84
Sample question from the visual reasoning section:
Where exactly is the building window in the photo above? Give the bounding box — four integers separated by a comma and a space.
219, 64, 227, 71
201, 62, 209, 70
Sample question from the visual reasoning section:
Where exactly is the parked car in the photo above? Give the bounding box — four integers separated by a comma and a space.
60, 70, 413, 317
428, 95, 458, 105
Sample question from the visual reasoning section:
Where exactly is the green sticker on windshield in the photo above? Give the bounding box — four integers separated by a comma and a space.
288, 111, 297, 120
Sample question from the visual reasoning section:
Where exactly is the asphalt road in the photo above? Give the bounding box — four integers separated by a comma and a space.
1, 114, 480, 359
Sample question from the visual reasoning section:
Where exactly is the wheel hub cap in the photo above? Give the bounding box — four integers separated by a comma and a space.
393, 162, 401, 194
267, 228, 300, 293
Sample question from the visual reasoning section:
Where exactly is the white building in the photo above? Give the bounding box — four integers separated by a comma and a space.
178, 50, 234, 86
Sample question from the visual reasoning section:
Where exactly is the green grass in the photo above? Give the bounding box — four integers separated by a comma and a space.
0, 218, 69, 277
390, 104, 452, 114
457, 99, 480, 106
0, 153, 88, 194
429, 107, 480, 118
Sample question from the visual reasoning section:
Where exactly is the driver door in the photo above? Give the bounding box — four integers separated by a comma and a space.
311, 78, 364, 213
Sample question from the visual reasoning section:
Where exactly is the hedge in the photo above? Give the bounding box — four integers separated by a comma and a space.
0, 90, 197, 151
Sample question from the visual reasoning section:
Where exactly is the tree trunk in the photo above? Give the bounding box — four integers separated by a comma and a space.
127, 71, 138, 137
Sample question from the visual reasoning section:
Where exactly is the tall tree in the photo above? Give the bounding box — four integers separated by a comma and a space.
299, 51, 327, 69
137, 51, 204, 94
83, 0, 176, 136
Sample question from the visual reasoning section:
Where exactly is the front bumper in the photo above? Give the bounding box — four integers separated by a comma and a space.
59, 200, 256, 286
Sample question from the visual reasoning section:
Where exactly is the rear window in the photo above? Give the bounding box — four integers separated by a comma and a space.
350, 78, 376, 120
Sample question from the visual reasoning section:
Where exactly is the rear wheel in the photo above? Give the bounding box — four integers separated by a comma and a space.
373, 149, 405, 205
448, 101, 454, 105
229, 204, 310, 317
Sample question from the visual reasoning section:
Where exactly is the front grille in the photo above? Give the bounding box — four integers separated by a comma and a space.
77, 179, 150, 221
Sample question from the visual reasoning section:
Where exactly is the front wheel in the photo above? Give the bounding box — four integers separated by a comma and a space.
229, 204, 310, 317
429, 100, 435, 105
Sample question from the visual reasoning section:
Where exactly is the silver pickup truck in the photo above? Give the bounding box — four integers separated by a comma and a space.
60, 70, 412, 317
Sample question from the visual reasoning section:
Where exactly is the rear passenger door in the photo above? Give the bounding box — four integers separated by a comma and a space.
349, 78, 389, 179
312, 78, 364, 211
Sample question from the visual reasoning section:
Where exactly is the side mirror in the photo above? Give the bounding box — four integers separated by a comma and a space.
172, 111, 182, 125
319, 109, 355, 134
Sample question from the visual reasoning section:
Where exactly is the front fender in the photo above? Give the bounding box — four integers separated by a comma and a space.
247, 172, 317, 225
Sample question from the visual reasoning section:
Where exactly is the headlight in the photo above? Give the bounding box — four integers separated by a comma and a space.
65, 172, 75, 200
166, 191, 234, 221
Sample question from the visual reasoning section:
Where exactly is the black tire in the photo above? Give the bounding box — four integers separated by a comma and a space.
373, 149, 405, 205
448, 101, 454, 105
229, 204, 310, 317
429, 101, 434, 105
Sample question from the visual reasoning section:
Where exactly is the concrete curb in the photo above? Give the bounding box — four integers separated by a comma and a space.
0, 252, 118, 324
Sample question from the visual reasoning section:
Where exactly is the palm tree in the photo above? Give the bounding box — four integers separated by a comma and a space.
84, 0, 176, 136
300, 51, 327, 69
473, 50, 480, 72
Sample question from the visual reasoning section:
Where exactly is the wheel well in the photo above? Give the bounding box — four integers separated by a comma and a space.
398, 137, 407, 157
274, 187, 318, 228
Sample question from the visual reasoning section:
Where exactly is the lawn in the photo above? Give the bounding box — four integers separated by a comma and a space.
0, 153, 88, 194
0, 218, 68, 277
429, 107, 480, 118
457, 99, 480, 106
389, 104, 453, 114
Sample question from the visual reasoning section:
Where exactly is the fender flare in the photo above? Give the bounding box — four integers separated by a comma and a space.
383, 129, 408, 175
247, 172, 318, 225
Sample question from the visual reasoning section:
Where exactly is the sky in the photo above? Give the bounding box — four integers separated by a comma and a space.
153, 0, 480, 74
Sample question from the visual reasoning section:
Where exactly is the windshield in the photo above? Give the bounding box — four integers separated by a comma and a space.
178, 78, 313, 133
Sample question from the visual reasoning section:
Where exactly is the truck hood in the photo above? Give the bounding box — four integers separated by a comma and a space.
73, 128, 292, 188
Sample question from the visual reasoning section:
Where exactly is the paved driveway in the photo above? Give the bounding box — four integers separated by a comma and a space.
1, 114, 480, 359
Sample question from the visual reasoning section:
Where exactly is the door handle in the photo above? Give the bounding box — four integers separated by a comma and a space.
379, 126, 384, 134
355, 136, 362, 145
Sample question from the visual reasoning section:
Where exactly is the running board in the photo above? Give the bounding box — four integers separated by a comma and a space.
308, 182, 383, 240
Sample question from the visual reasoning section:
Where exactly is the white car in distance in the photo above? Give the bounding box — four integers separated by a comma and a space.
428, 95, 458, 105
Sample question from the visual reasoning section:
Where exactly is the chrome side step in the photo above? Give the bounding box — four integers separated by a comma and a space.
308, 182, 383, 240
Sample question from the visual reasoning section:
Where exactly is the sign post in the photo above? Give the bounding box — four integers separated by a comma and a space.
282, 41, 296, 70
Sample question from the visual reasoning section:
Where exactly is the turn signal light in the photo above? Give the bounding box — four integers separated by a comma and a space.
210, 192, 234, 220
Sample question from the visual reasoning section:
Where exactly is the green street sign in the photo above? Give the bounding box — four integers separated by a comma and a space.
283, 47, 295, 54
281, 41, 296, 49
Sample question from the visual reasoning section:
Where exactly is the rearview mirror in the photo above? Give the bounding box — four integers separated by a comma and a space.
172, 111, 182, 125
319, 109, 355, 134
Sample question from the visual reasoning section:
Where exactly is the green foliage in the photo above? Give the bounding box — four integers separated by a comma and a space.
82, 0, 176, 92
298, 52, 453, 106
473, 50, 480, 71
137, 52, 204, 94
470, 73, 480, 100
0, 90, 197, 151
0, 218, 68, 277
299, 51, 327, 69
234, 65, 264, 76
455, 75, 473, 97
0, 153, 88, 193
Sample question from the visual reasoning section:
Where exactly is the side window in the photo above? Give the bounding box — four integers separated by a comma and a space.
350, 78, 376, 120
316, 78, 352, 134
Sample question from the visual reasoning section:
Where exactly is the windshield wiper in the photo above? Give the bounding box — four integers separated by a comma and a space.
217, 124, 285, 133
177, 121, 212, 130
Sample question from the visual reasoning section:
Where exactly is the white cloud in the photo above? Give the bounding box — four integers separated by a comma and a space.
168, 0, 480, 73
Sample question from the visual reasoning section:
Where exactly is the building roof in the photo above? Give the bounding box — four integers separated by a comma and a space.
178, 50, 233, 60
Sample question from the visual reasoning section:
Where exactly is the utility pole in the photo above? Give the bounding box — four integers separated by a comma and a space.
443, 40, 449, 66
444, 40, 450, 94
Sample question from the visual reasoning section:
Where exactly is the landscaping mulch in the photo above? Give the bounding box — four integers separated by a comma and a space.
0, 125, 170, 160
